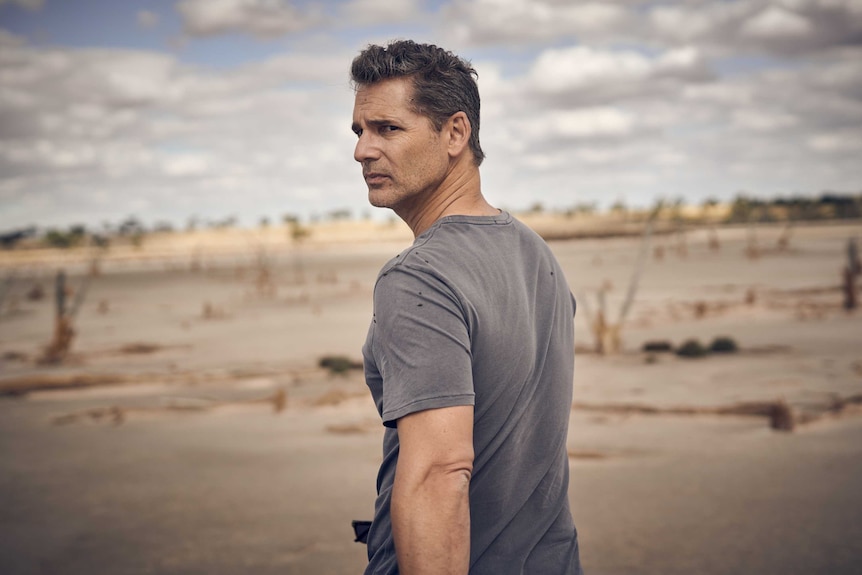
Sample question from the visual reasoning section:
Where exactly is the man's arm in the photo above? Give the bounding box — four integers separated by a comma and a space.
391, 404, 474, 574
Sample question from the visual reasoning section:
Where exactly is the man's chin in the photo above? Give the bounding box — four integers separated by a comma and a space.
368, 189, 394, 209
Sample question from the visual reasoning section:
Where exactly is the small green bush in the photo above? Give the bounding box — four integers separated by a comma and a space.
319, 355, 362, 375
676, 339, 707, 358
709, 336, 739, 354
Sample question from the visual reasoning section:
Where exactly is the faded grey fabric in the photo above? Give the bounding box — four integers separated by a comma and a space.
362, 212, 582, 574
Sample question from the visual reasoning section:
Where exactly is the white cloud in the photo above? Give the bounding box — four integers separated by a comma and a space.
807, 131, 862, 152
683, 83, 753, 106
2, 1, 862, 228
445, 0, 628, 44
177, 0, 326, 38
641, 0, 862, 56
162, 152, 211, 176
0, 36, 363, 228
522, 44, 712, 107
741, 6, 813, 38
526, 108, 636, 140
439, 0, 862, 57
732, 108, 799, 131
340, 0, 425, 25
529, 46, 651, 93
649, 4, 727, 41
779, 0, 862, 14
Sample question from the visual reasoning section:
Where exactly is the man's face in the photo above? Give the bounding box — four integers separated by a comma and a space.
352, 78, 449, 212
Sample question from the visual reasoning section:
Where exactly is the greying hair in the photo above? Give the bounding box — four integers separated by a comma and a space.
350, 40, 484, 166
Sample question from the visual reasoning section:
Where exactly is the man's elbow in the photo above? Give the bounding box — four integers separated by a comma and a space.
422, 452, 473, 488
393, 404, 475, 493
402, 451, 474, 496
442, 459, 473, 489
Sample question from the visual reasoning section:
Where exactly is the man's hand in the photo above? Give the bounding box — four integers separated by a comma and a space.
392, 405, 474, 574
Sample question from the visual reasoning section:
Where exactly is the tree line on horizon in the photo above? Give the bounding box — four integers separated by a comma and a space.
2, 191, 860, 251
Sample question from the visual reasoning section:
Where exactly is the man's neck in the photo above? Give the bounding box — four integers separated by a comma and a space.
398, 167, 497, 237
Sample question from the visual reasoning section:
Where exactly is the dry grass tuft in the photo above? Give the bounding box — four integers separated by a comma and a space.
311, 389, 353, 407
2, 350, 29, 362
825, 393, 862, 417
271, 388, 287, 413
27, 284, 45, 301
326, 423, 367, 435
745, 288, 757, 305
119, 343, 163, 355
201, 302, 228, 320
53, 406, 125, 426
316, 271, 338, 284
567, 449, 609, 460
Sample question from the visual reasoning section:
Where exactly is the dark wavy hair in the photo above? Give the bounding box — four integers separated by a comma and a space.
350, 40, 484, 166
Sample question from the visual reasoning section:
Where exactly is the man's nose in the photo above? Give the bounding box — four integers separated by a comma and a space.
354, 133, 379, 163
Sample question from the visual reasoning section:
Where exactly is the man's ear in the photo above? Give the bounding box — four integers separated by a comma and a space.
446, 111, 471, 159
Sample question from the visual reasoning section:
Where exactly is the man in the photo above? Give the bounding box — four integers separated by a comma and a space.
351, 40, 583, 574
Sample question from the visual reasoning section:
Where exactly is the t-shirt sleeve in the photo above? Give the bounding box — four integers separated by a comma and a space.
370, 264, 475, 428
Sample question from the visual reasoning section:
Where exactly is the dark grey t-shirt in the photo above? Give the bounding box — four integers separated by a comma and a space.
362, 212, 582, 574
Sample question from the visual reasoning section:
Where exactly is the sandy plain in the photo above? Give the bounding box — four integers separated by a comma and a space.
1, 217, 861, 574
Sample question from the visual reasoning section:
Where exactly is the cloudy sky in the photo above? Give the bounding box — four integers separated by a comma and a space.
1, 0, 860, 231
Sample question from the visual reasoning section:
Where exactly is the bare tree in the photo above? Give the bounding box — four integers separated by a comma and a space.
579, 203, 660, 354
287, 219, 310, 284
0, 272, 14, 318
707, 225, 720, 252
776, 222, 794, 251
41, 269, 93, 363
843, 237, 860, 311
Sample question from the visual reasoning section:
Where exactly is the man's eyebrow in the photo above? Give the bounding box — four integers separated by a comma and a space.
353, 118, 400, 132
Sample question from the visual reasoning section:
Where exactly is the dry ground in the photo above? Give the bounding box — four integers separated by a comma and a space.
1, 219, 861, 574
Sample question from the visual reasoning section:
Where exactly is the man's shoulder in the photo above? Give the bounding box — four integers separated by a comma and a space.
371, 242, 453, 304
372, 211, 551, 288
373, 215, 497, 274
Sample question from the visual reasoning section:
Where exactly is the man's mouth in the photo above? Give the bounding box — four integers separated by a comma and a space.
364, 172, 389, 185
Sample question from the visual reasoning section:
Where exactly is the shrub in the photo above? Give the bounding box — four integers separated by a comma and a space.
676, 339, 707, 358
642, 340, 674, 353
319, 355, 362, 375
709, 336, 739, 354
27, 284, 45, 301
769, 400, 795, 432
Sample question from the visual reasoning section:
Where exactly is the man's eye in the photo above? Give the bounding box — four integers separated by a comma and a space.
382, 125, 399, 133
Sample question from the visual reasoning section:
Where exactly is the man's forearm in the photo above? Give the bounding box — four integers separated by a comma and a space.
391, 466, 471, 574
